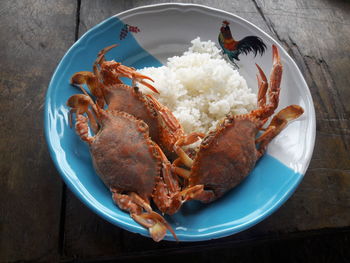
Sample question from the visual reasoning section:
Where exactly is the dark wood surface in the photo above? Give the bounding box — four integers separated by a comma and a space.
1, 0, 349, 262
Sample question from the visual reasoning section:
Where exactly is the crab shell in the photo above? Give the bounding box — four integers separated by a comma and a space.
102, 84, 161, 153
90, 110, 161, 199
189, 116, 262, 201
102, 83, 186, 160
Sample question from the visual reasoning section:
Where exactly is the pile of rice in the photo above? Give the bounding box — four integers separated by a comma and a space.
138, 37, 257, 134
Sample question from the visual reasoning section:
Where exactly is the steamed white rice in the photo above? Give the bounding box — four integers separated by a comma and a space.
138, 37, 257, 134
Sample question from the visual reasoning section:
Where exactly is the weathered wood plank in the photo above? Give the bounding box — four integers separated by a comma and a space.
76, 0, 271, 34
250, 0, 350, 232
62, 190, 124, 260
62, 0, 350, 260
252, 0, 350, 130
61, 229, 350, 263
0, 0, 77, 261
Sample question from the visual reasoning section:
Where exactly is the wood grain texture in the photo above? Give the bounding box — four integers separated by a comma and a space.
1, 0, 349, 262
251, 0, 350, 231
60, 229, 350, 263
0, 1, 77, 261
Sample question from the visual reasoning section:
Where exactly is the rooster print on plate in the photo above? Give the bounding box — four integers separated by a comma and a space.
218, 21, 266, 67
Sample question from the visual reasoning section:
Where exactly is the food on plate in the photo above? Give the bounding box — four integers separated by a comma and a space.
66, 40, 303, 242
138, 37, 257, 134
70, 45, 203, 159
67, 93, 182, 242
172, 45, 304, 202
67, 49, 203, 242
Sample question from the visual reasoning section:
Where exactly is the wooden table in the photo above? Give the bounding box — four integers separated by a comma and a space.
1, 0, 349, 262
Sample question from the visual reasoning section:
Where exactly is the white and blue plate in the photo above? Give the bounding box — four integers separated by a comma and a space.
44, 3, 315, 241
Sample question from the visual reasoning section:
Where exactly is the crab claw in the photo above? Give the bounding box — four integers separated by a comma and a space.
66, 94, 98, 143
272, 104, 304, 124
252, 45, 282, 121
71, 72, 98, 93
96, 44, 118, 65
270, 45, 282, 96
255, 63, 268, 108
70, 71, 105, 108
66, 94, 94, 113
138, 79, 160, 94
112, 190, 177, 242
117, 65, 154, 82
256, 104, 304, 157
93, 44, 159, 94
132, 211, 178, 242
272, 44, 281, 65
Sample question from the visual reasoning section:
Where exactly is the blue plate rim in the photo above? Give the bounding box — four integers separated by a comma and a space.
44, 3, 316, 242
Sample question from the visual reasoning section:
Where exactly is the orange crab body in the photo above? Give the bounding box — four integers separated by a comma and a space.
190, 118, 260, 200
90, 111, 159, 198
102, 84, 161, 147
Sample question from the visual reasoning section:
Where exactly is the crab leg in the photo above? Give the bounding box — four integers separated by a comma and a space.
73, 115, 94, 144
173, 133, 205, 168
70, 71, 105, 108
172, 166, 191, 180
172, 131, 205, 179
116, 65, 159, 94
117, 65, 154, 82
132, 212, 177, 242
151, 143, 207, 215
152, 145, 183, 214
175, 186, 215, 204
70, 71, 100, 95
96, 44, 118, 65
111, 189, 178, 242
251, 45, 282, 121
129, 192, 153, 212
146, 94, 182, 131
153, 159, 207, 214
98, 60, 159, 94
172, 165, 222, 204
93, 44, 159, 94
67, 94, 99, 143
153, 171, 182, 215
156, 145, 181, 191
256, 63, 268, 108
161, 162, 180, 194
269, 44, 282, 109
256, 105, 304, 158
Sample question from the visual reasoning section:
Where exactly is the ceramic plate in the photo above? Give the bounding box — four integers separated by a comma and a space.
44, 3, 315, 241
